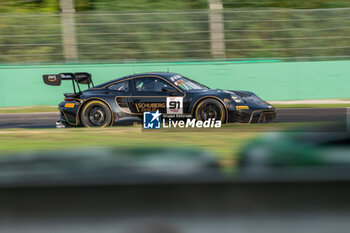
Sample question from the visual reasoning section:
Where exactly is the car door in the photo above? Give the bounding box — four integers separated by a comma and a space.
128, 76, 184, 114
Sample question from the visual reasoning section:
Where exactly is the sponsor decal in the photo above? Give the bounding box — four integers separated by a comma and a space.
64, 103, 75, 108
166, 97, 183, 114
143, 110, 161, 129
143, 109, 221, 129
48, 75, 57, 82
236, 106, 249, 110
135, 103, 165, 112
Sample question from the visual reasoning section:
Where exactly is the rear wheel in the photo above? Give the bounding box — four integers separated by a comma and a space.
80, 100, 112, 128
195, 98, 226, 122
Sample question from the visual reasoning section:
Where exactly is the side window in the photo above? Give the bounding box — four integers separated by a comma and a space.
135, 77, 173, 92
108, 81, 128, 92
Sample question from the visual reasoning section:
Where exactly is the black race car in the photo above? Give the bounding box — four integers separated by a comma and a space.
43, 72, 276, 128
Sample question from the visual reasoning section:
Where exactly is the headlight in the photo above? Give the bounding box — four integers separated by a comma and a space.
230, 94, 244, 103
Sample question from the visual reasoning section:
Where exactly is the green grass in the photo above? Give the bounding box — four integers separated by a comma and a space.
0, 122, 323, 163
0, 122, 328, 172
0, 127, 260, 167
0, 106, 58, 114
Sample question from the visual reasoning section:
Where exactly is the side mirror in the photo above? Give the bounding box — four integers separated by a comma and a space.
162, 87, 177, 96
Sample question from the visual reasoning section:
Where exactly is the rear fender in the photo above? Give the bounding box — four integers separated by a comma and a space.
58, 101, 82, 126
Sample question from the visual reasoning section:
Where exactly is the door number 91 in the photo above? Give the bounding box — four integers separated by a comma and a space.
167, 97, 183, 114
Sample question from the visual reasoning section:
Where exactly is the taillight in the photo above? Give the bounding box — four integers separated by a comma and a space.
65, 98, 73, 101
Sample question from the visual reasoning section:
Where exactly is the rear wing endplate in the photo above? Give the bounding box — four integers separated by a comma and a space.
43, 72, 94, 94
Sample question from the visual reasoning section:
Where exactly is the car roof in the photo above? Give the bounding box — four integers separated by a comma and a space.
93, 72, 180, 89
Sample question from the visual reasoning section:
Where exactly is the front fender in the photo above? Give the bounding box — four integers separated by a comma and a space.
188, 95, 230, 118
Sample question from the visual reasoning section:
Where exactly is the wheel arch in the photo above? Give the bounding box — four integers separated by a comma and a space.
78, 97, 114, 127
190, 96, 228, 124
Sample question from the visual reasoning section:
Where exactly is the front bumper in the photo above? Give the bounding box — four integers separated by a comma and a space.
248, 109, 276, 123
231, 109, 276, 123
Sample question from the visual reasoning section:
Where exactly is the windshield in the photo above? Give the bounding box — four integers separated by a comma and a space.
170, 75, 209, 91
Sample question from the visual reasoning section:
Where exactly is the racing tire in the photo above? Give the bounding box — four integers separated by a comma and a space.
195, 98, 226, 123
80, 100, 112, 128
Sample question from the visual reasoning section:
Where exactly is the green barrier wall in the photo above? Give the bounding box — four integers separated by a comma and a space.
0, 60, 349, 107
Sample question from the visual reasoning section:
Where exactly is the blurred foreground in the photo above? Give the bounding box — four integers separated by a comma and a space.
1, 128, 350, 232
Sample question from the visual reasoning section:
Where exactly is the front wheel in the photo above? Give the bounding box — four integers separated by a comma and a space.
80, 100, 112, 128
195, 98, 226, 123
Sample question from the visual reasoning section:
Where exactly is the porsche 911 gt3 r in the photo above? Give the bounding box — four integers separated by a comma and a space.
42, 72, 276, 128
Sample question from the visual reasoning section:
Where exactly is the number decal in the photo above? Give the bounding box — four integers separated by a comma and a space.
169, 101, 180, 110
167, 97, 183, 114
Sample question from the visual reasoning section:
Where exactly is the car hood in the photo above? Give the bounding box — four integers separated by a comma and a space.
233, 90, 274, 109
230, 90, 272, 106
188, 89, 273, 108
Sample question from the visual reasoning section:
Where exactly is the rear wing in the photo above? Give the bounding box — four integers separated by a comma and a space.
43, 72, 94, 94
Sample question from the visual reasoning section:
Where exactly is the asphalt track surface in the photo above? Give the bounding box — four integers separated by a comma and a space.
0, 108, 347, 129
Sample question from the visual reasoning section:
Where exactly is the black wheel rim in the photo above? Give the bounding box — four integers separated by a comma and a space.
199, 103, 220, 121
88, 106, 106, 126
